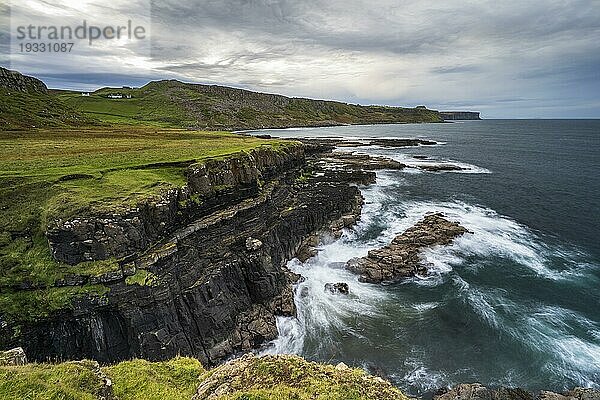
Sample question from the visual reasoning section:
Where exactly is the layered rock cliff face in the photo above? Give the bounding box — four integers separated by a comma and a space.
1, 144, 364, 366
47, 146, 305, 265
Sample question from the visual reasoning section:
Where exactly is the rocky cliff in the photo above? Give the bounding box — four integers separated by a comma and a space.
0, 67, 48, 94
0, 143, 365, 366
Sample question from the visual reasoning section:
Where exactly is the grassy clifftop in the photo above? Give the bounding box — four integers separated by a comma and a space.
0, 354, 409, 400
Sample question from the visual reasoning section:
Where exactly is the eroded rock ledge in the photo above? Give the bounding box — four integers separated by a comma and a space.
346, 213, 468, 283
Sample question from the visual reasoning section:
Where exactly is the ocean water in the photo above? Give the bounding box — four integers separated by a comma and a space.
255, 120, 600, 395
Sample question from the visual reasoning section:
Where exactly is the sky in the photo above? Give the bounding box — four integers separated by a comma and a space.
1, 0, 600, 118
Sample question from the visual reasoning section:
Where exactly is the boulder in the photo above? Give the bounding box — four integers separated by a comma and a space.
0, 347, 27, 366
435, 384, 600, 400
434, 383, 532, 400
324, 282, 349, 295
346, 213, 468, 283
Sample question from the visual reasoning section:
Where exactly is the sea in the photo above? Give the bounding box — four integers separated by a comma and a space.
252, 120, 600, 396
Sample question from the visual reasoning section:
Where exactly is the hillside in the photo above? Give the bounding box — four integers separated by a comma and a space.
0, 67, 93, 130
1, 68, 442, 130
58, 79, 442, 129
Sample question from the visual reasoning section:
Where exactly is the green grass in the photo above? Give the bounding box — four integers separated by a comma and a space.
0, 357, 204, 400
0, 355, 408, 400
0, 285, 110, 325
125, 269, 159, 287
0, 127, 286, 322
0, 127, 281, 229
0, 87, 94, 130
194, 355, 409, 400
105, 357, 205, 400
0, 362, 103, 400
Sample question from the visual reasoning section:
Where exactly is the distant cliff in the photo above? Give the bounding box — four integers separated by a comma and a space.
2, 67, 444, 131
59, 80, 443, 130
440, 111, 481, 120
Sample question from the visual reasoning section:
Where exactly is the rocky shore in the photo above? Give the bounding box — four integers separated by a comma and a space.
346, 213, 469, 283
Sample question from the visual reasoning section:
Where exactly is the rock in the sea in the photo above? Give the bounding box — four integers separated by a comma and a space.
435, 384, 600, 400
245, 237, 263, 251
417, 164, 468, 172
322, 152, 406, 170
434, 383, 533, 400
0, 347, 27, 366
346, 213, 468, 283
538, 388, 600, 400
324, 282, 349, 295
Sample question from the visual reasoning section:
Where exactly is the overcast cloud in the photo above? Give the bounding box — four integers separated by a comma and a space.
2, 0, 600, 118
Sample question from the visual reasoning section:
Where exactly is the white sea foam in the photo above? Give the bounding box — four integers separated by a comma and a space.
393, 200, 591, 282
339, 147, 491, 174
402, 365, 446, 392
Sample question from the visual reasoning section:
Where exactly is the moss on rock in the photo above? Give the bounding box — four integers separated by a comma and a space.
194, 354, 409, 400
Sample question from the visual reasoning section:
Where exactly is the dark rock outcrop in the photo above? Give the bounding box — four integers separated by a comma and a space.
434, 384, 600, 400
346, 213, 468, 283
296, 138, 437, 148
416, 164, 469, 172
0, 67, 48, 94
324, 282, 349, 295
322, 152, 406, 170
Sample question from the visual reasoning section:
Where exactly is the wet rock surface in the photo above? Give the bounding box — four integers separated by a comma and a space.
434, 384, 600, 400
322, 152, 406, 170
346, 213, 468, 283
